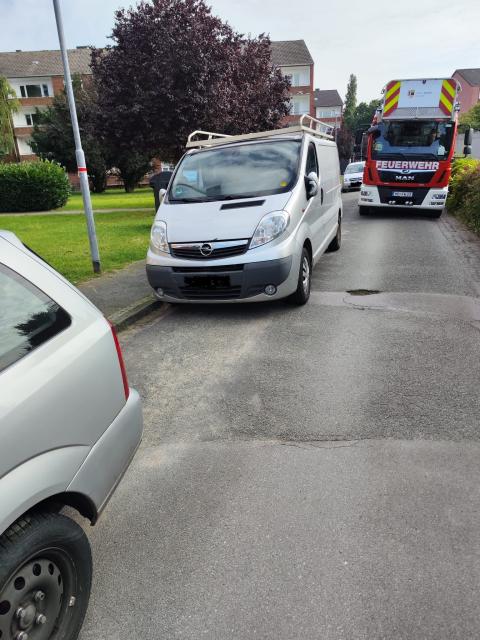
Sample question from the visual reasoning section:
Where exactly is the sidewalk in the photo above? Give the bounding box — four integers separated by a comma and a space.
78, 259, 162, 331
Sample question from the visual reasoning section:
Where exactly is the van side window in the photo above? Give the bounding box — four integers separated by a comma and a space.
306, 142, 318, 176
0, 263, 71, 373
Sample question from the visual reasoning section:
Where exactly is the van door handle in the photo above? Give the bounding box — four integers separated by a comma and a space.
321, 188, 324, 205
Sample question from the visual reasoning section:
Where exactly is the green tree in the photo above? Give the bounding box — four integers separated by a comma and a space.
343, 74, 358, 130
459, 103, 480, 131
30, 76, 108, 192
351, 99, 381, 132
0, 76, 20, 159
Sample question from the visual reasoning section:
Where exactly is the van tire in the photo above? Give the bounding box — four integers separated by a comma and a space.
359, 205, 369, 215
0, 512, 92, 640
326, 217, 341, 252
287, 247, 311, 305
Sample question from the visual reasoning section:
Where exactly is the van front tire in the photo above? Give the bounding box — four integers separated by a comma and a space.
287, 248, 311, 306
0, 512, 92, 640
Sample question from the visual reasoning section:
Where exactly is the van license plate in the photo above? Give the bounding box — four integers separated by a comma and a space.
392, 191, 413, 197
184, 276, 230, 289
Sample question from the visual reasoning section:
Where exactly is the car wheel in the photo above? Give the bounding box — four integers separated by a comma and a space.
359, 205, 370, 215
0, 512, 92, 640
287, 247, 311, 306
326, 216, 342, 252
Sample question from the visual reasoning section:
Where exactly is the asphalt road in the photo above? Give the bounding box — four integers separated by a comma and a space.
79, 193, 480, 640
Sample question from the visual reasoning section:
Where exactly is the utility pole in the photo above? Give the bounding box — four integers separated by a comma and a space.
52, 0, 101, 273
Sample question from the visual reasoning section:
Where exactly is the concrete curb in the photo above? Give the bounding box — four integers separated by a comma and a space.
108, 295, 163, 332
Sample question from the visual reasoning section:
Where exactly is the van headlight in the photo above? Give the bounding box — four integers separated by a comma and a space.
250, 211, 289, 249
150, 221, 169, 253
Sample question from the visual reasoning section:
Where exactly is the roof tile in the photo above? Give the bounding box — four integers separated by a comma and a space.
0, 48, 92, 77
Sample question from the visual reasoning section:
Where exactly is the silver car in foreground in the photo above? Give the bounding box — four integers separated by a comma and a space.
0, 231, 143, 640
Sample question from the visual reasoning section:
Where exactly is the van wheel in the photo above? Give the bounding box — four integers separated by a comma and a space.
287, 248, 311, 305
0, 512, 92, 640
326, 216, 341, 252
359, 205, 369, 215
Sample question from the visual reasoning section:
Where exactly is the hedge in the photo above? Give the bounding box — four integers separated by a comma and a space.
0, 160, 70, 212
447, 157, 480, 233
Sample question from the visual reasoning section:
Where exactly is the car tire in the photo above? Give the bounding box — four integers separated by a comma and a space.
0, 512, 92, 640
287, 247, 311, 306
326, 216, 342, 252
359, 205, 370, 215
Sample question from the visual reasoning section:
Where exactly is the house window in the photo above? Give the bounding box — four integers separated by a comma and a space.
25, 113, 40, 126
19, 84, 49, 98
281, 66, 310, 87
291, 95, 310, 116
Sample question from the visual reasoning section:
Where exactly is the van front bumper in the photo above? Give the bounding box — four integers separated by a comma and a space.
146, 256, 293, 302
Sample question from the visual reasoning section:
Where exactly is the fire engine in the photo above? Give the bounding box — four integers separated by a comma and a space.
359, 78, 462, 217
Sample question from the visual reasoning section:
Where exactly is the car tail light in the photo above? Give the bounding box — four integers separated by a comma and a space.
109, 321, 129, 400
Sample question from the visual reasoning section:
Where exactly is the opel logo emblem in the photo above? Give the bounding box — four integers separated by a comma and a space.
200, 243, 213, 256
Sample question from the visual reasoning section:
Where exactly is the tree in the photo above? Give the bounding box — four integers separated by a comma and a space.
459, 103, 480, 132
0, 76, 19, 159
343, 74, 358, 130
30, 76, 107, 192
351, 99, 380, 132
90, 0, 291, 166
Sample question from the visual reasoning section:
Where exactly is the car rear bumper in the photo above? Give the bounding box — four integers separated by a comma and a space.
67, 388, 143, 519
146, 256, 293, 302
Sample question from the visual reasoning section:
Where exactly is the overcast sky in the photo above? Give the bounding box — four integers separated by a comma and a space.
1, 0, 479, 102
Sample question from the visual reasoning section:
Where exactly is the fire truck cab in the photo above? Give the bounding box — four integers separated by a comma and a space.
359, 78, 461, 217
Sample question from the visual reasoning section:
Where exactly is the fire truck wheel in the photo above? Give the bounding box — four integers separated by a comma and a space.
429, 210, 443, 219
358, 205, 370, 215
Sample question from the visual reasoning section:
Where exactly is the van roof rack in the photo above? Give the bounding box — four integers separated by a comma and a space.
186, 114, 334, 149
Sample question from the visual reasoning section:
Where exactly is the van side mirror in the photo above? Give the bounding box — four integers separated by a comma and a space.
159, 188, 167, 200
305, 172, 319, 199
464, 127, 473, 156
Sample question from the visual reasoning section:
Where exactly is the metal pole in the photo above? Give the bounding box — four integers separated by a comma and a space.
52, 0, 101, 273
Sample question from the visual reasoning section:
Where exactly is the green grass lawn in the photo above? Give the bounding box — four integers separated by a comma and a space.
59, 187, 154, 211
0, 210, 153, 284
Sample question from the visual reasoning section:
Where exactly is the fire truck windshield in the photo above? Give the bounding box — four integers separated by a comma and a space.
371, 121, 454, 160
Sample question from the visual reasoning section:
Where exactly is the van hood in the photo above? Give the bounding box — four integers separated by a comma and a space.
157, 193, 292, 242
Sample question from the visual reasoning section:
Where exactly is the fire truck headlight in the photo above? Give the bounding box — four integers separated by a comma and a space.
432, 193, 447, 200
361, 189, 372, 196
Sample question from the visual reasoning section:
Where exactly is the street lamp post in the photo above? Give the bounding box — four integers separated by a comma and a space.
52, 0, 101, 274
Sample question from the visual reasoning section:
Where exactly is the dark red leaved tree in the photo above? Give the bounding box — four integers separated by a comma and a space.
91, 0, 291, 170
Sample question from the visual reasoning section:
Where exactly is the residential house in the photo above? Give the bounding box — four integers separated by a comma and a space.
270, 40, 314, 124
0, 47, 92, 160
313, 89, 343, 133
452, 68, 480, 115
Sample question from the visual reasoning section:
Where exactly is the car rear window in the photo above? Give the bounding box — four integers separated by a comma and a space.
0, 263, 71, 372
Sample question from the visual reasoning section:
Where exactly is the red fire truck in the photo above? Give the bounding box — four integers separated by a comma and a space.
359, 78, 461, 217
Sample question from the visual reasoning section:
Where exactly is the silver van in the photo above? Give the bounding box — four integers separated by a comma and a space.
0, 231, 143, 640
146, 115, 342, 305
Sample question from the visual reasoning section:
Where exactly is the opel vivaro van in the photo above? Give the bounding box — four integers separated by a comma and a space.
146, 115, 343, 305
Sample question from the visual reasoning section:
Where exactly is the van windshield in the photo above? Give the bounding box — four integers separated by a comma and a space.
168, 140, 301, 203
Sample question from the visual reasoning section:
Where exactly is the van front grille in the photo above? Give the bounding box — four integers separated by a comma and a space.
170, 240, 248, 260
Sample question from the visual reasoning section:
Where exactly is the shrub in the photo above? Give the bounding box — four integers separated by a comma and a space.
0, 160, 70, 212
448, 157, 480, 233
448, 157, 479, 211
